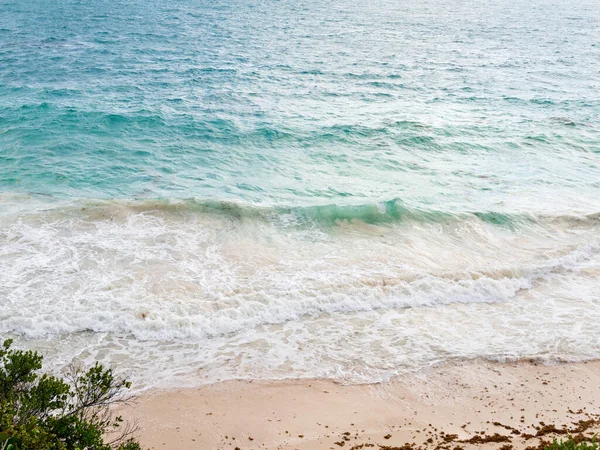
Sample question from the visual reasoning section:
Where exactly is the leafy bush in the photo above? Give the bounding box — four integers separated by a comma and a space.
545, 437, 599, 450
0, 339, 142, 450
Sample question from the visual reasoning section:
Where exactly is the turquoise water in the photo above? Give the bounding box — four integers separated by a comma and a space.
2, 0, 599, 210
1, 0, 600, 387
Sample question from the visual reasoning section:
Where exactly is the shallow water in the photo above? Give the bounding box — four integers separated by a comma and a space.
1, 0, 600, 388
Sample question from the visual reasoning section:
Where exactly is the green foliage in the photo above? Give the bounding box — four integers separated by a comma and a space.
0, 339, 142, 450
545, 437, 599, 450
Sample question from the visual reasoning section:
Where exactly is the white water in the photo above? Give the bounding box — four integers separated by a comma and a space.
1, 197, 600, 389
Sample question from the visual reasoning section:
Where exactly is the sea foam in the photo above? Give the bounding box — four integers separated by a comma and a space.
2, 198, 600, 387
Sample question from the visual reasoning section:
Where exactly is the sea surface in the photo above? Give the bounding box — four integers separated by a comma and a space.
1, 0, 600, 389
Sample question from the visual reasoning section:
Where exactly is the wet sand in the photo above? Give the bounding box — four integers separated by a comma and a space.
122, 359, 600, 449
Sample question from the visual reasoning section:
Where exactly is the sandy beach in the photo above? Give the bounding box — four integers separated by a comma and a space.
3, 1, 600, 450
122, 359, 600, 450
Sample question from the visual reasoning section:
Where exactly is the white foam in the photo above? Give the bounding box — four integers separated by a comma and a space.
2, 200, 600, 388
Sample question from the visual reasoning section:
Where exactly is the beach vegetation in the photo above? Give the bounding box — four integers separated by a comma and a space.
544, 437, 599, 450
0, 339, 141, 450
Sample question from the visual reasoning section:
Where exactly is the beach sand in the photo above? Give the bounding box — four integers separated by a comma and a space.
122, 360, 600, 449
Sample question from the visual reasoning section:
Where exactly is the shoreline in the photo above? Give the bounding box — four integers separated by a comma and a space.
121, 359, 600, 449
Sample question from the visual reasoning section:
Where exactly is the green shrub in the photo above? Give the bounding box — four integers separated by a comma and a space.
545, 437, 599, 450
0, 339, 142, 450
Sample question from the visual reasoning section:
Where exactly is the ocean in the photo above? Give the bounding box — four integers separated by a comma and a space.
1, 0, 599, 389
